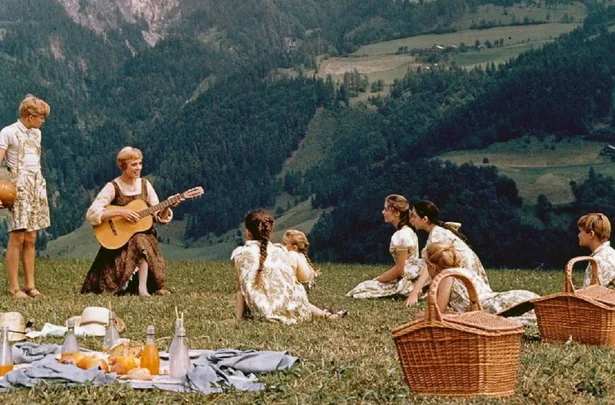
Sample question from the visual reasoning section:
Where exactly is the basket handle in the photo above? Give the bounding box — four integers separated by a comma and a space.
564, 256, 599, 293
426, 268, 483, 322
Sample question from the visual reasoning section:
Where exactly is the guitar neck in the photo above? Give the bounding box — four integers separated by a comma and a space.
138, 195, 182, 219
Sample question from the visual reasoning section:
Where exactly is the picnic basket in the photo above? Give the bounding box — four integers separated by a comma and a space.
392, 269, 524, 398
532, 256, 615, 347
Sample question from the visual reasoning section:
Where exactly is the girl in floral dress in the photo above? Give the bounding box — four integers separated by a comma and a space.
232, 210, 347, 325
347, 195, 422, 299
423, 242, 538, 323
405, 200, 489, 307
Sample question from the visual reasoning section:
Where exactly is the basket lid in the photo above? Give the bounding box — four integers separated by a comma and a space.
393, 269, 524, 338
444, 310, 524, 332
576, 284, 615, 306
529, 257, 615, 309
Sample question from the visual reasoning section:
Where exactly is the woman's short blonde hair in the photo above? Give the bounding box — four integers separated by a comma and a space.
116, 146, 143, 170
19, 94, 50, 119
578, 213, 611, 242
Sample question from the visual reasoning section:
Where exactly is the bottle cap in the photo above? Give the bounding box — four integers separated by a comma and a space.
146, 325, 155, 335
67, 319, 75, 328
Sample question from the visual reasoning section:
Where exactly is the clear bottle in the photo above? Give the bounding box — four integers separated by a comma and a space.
169, 327, 191, 379
140, 325, 160, 375
0, 325, 13, 376
61, 318, 80, 354
102, 311, 120, 353
167, 318, 182, 356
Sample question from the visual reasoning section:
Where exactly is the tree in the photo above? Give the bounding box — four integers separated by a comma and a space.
536, 194, 553, 224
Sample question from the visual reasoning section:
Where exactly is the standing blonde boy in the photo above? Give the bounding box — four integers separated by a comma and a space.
0, 95, 51, 298
578, 213, 615, 288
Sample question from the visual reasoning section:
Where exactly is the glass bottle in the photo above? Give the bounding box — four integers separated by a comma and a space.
169, 327, 190, 379
167, 318, 182, 356
140, 325, 160, 375
61, 319, 79, 354
102, 311, 120, 353
0, 325, 14, 376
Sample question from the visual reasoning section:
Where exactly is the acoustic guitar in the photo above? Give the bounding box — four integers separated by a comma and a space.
94, 187, 204, 249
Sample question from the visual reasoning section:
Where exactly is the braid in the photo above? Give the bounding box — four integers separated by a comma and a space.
244, 210, 275, 289
255, 239, 268, 289
301, 250, 320, 275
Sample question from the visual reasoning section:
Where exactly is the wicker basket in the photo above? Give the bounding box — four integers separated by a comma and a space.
532, 256, 615, 347
393, 269, 524, 398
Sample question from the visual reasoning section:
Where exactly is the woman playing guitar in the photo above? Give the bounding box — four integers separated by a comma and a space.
81, 146, 199, 296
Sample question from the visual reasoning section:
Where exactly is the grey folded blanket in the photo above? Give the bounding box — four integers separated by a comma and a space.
0, 344, 299, 395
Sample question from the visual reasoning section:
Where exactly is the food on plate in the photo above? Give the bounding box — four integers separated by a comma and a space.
127, 367, 152, 380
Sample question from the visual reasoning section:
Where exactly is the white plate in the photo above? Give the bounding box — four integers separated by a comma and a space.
158, 351, 201, 360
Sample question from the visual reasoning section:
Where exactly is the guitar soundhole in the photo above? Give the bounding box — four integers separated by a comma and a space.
108, 220, 118, 236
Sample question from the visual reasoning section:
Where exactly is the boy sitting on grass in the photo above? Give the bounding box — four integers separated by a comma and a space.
578, 213, 615, 288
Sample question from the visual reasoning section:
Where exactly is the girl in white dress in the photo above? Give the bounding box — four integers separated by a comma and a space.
232, 210, 347, 325
281, 230, 320, 290
347, 195, 422, 299
422, 242, 538, 323
406, 200, 488, 307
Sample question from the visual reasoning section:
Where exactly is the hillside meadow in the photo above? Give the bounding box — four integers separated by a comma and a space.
438, 135, 615, 205
0, 259, 613, 404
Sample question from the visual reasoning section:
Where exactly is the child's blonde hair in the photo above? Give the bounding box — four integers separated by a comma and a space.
578, 213, 611, 242
283, 230, 319, 274
424, 242, 461, 273
19, 94, 50, 119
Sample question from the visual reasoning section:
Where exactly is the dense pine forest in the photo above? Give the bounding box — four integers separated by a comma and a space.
0, 0, 612, 269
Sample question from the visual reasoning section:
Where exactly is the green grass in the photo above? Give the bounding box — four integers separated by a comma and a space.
454, 40, 549, 69
456, 2, 587, 31
0, 259, 614, 403
351, 23, 580, 57
438, 135, 615, 205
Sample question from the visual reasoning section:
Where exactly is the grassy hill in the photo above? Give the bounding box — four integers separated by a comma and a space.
437, 135, 615, 205
0, 258, 611, 404
291, 0, 587, 100
42, 195, 329, 261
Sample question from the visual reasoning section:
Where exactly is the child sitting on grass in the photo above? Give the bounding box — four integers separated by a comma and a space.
232, 210, 347, 324
281, 230, 320, 290
578, 213, 615, 288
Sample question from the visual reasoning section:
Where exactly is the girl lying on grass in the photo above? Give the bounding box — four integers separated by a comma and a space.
232, 210, 348, 325
421, 242, 538, 323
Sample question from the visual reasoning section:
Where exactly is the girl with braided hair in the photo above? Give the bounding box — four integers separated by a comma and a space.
232, 210, 347, 324
405, 200, 488, 307
281, 230, 320, 290
347, 194, 422, 299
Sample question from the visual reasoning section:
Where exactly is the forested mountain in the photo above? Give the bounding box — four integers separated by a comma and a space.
0, 0, 609, 269
306, 5, 615, 269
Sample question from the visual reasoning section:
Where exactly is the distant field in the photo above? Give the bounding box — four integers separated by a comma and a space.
456, 1, 587, 31
352, 23, 580, 57
455, 40, 550, 69
438, 135, 615, 205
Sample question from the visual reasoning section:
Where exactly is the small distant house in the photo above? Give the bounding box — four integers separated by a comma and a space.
600, 145, 615, 156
